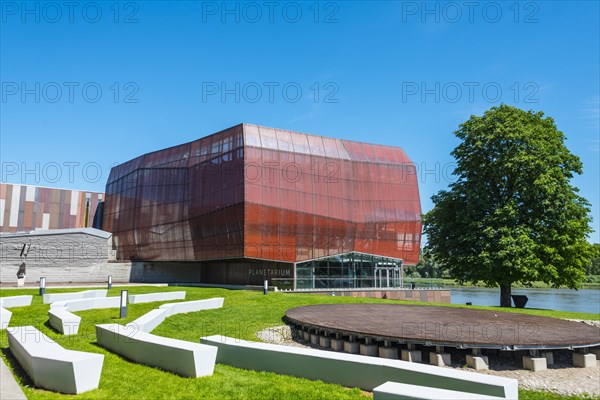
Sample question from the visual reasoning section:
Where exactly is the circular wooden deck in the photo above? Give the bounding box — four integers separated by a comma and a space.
285, 304, 600, 350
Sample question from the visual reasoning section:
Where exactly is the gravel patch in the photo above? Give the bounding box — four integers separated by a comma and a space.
565, 319, 600, 328
256, 324, 600, 397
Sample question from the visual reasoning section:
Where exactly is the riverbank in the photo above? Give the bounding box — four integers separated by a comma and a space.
408, 278, 600, 290
450, 287, 600, 315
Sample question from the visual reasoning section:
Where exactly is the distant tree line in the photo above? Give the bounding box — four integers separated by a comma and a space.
406, 243, 600, 281
403, 250, 449, 279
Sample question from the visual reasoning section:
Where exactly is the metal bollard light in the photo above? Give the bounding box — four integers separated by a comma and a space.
108, 275, 113, 290
120, 290, 128, 318
263, 280, 268, 295
39, 277, 46, 296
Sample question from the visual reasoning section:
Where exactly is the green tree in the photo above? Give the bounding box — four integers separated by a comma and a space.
415, 249, 447, 278
423, 105, 594, 307
586, 244, 600, 276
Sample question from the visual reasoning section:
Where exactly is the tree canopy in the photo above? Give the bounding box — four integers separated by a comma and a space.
422, 105, 594, 307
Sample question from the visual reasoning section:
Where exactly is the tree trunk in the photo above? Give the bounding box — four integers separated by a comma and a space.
500, 283, 512, 308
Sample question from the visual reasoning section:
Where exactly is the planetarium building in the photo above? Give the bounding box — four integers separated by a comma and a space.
103, 124, 422, 289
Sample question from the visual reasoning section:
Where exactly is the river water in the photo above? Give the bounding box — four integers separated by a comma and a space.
450, 287, 600, 314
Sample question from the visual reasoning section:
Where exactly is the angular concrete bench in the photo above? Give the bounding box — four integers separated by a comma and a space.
128, 291, 186, 304
0, 296, 33, 308
0, 296, 33, 329
43, 290, 107, 304
200, 336, 518, 399
1, 307, 12, 330
48, 307, 82, 335
158, 298, 224, 316
8, 326, 104, 394
373, 381, 504, 399
128, 309, 169, 333
48, 296, 120, 335
96, 323, 217, 377
127, 297, 225, 333
50, 296, 121, 312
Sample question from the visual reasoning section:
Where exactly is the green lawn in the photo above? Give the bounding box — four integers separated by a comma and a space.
1, 286, 598, 399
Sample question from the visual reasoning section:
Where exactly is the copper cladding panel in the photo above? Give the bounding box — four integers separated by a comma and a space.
103, 124, 421, 264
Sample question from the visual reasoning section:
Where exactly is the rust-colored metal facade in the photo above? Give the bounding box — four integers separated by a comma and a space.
103, 124, 421, 284
0, 183, 103, 233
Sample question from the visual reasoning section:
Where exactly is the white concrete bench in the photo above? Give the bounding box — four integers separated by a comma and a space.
50, 296, 121, 312
1, 307, 12, 330
47, 296, 120, 335
127, 309, 168, 333
96, 323, 217, 377
7, 326, 104, 394
126, 297, 225, 334
373, 381, 504, 399
43, 290, 107, 304
158, 298, 224, 316
200, 336, 518, 400
128, 291, 186, 304
48, 307, 82, 335
0, 296, 33, 308
0, 296, 33, 329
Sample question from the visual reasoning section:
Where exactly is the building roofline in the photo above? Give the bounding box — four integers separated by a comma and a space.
0, 227, 111, 239
110, 122, 411, 169
0, 182, 104, 194
241, 123, 409, 152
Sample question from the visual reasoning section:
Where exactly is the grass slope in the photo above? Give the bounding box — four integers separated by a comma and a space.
1, 286, 598, 399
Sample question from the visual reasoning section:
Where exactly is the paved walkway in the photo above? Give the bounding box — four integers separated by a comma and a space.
0, 357, 26, 400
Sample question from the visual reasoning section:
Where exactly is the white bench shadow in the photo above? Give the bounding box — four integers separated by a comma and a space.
0, 296, 33, 330
43, 290, 107, 304
200, 335, 518, 400
373, 381, 505, 399
7, 326, 104, 394
128, 291, 186, 304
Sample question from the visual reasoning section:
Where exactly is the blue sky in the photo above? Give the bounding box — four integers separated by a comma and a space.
1, 1, 599, 243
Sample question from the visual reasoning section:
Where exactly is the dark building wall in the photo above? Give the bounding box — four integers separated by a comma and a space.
130, 259, 293, 286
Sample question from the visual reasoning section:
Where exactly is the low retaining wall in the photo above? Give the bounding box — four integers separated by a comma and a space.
0, 229, 132, 283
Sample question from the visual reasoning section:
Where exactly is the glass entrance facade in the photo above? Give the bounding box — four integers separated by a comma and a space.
295, 252, 403, 289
